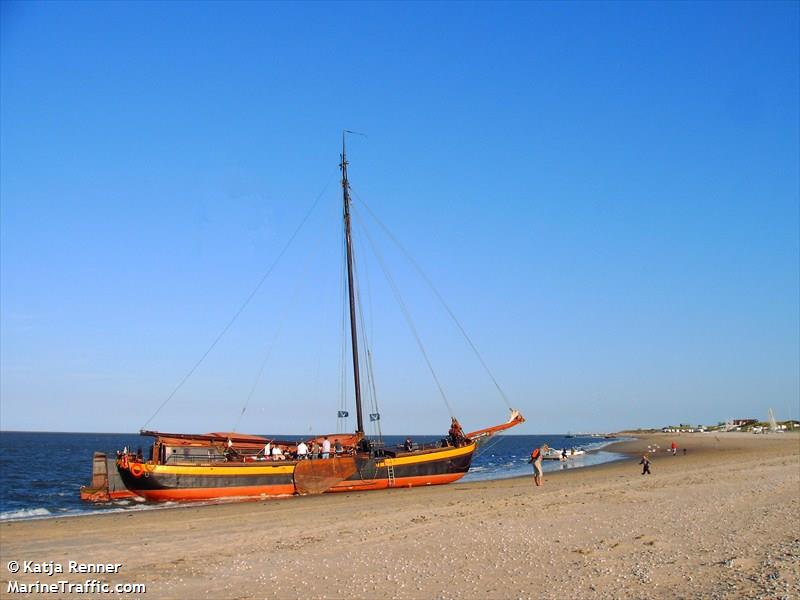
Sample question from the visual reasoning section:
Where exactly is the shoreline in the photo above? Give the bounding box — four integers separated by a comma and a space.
0, 431, 773, 524
1, 432, 797, 599
1, 435, 634, 524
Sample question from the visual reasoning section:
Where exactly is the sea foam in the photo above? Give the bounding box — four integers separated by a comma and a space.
0, 507, 52, 521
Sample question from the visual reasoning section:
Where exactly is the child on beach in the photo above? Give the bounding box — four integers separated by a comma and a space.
640, 454, 651, 475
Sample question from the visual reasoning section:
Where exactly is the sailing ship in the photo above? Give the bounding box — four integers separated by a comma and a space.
82, 137, 524, 502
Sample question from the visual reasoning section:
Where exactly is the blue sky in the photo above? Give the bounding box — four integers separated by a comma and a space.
1, 1, 798, 435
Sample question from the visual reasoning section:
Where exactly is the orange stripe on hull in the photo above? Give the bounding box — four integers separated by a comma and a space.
131, 484, 296, 501
80, 488, 140, 503
109, 490, 138, 500
328, 471, 466, 492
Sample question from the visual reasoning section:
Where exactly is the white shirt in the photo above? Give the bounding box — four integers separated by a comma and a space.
297, 442, 308, 456
264, 443, 271, 455
272, 447, 282, 456
322, 439, 331, 453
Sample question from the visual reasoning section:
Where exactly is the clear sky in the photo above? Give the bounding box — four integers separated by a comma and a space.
1, 1, 798, 435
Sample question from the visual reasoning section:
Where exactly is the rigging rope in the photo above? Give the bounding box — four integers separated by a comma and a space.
232, 218, 330, 432
352, 191, 513, 412
142, 173, 335, 429
474, 432, 506, 460
337, 217, 349, 434
353, 208, 455, 418
350, 233, 382, 439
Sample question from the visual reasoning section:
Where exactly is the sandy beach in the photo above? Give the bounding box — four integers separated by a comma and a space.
1, 432, 797, 599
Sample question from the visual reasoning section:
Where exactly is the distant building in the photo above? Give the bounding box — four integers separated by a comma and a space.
662, 425, 702, 433
732, 419, 757, 427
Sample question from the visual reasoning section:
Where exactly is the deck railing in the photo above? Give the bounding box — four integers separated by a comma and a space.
124, 440, 451, 466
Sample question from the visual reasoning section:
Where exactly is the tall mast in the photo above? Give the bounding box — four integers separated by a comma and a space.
341, 133, 364, 435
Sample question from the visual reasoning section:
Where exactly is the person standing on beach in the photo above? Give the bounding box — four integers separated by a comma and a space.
671, 441, 677, 455
529, 444, 548, 487
640, 454, 651, 475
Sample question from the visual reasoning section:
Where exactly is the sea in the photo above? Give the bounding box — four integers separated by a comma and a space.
0, 432, 629, 522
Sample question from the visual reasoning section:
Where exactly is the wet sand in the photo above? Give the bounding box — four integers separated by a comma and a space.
1, 432, 798, 599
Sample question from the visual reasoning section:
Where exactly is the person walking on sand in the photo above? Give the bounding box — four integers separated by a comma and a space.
670, 441, 677, 455
640, 454, 651, 475
529, 444, 548, 487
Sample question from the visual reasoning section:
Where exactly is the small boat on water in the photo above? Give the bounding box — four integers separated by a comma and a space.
542, 447, 586, 461
82, 137, 525, 502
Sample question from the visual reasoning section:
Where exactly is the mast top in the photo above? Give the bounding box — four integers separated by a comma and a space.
341, 130, 365, 175
341, 131, 347, 170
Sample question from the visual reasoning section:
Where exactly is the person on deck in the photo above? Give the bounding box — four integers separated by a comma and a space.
449, 418, 466, 447
263, 442, 271, 459
334, 439, 343, 455
529, 444, 548, 487
404, 438, 414, 452
322, 437, 331, 459
224, 439, 239, 462
271, 446, 283, 461
297, 441, 308, 459
311, 441, 320, 459
640, 454, 651, 475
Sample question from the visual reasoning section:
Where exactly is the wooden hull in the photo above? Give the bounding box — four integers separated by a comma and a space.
117, 442, 475, 501
80, 452, 140, 502
329, 471, 467, 492
330, 442, 474, 492
80, 487, 139, 502
117, 462, 297, 501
